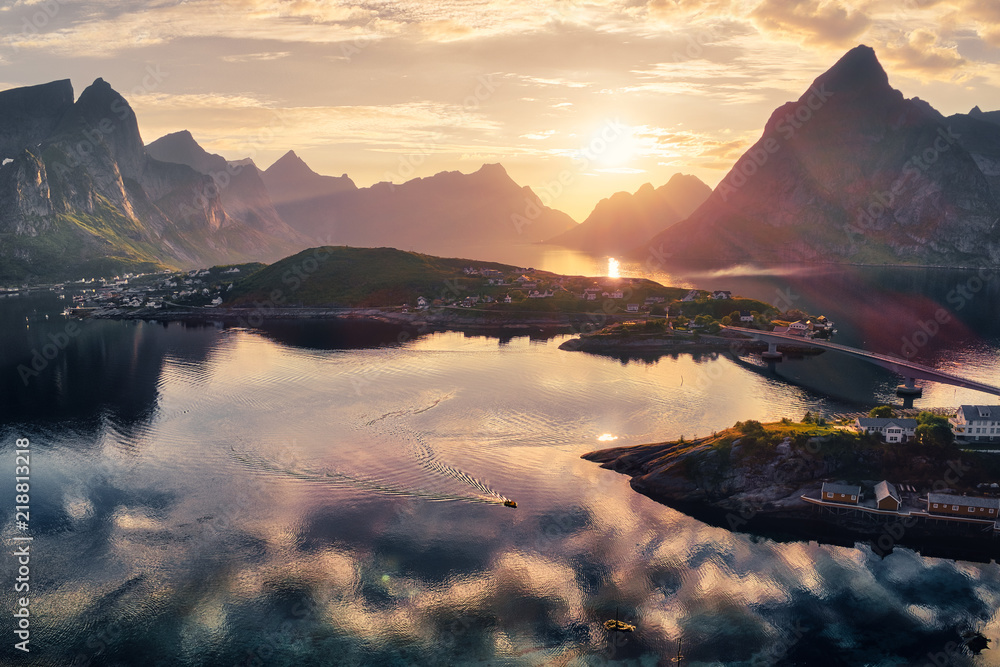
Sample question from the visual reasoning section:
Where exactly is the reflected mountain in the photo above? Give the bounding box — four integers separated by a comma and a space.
237, 319, 571, 352
0, 295, 218, 430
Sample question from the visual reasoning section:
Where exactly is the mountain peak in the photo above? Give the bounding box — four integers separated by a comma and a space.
146, 130, 221, 174
261, 150, 356, 207
813, 44, 890, 95
0, 79, 76, 158
472, 163, 513, 184
476, 162, 508, 175
266, 150, 314, 176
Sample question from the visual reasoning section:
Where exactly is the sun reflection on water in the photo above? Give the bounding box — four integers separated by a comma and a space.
607, 257, 620, 278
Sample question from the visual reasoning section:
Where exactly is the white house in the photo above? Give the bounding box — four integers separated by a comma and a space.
788, 320, 810, 334
626, 303, 639, 312
417, 296, 429, 309
681, 290, 699, 302
739, 311, 754, 323
854, 417, 918, 443
711, 290, 732, 300
950, 405, 1000, 442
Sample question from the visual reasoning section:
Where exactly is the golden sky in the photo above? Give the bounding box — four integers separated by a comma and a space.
1, 0, 997, 219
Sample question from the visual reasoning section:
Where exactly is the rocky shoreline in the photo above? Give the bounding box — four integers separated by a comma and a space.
556, 330, 823, 354
584, 433, 1000, 561
82, 306, 797, 353
85, 305, 609, 330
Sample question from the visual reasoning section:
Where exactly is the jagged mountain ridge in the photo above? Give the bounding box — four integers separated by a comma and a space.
260, 150, 357, 207
261, 160, 577, 253
547, 173, 711, 254
0, 77, 577, 280
146, 130, 303, 239
642, 45, 1000, 267
0, 78, 303, 280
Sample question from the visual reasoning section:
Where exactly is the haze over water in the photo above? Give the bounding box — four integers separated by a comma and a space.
3, 259, 1000, 665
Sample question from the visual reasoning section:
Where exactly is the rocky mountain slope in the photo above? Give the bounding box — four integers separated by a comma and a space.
642, 45, 1000, 267
0, 79, 302, 280
146, 130, 303, 240
547, 173, 710, 254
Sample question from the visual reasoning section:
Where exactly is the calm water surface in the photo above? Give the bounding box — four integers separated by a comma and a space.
2, 262, 1000, 666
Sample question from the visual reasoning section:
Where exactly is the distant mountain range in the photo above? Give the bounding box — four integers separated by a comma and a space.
644, 45, 1000, 266
3, 47, 1000, 282
258, 156, 575, 254
546, 174, 711, 254
0, 77, 577, 281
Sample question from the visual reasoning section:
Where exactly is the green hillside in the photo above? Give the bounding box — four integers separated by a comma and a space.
226, 246, 515, 307
225, 246, 689, 309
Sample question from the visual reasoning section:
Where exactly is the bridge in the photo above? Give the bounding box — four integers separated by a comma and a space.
723, 326, 1000, 399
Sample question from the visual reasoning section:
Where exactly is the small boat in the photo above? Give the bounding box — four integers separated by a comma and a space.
604, 606, 635, 632
503, 499, 517, 508
603, 619, 635, 632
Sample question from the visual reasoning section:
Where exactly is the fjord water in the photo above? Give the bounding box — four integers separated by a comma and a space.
3, 264, 1000, 666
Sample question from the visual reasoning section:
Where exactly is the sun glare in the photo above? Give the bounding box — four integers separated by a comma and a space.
592, 122, 637, 168
607, 257, 620, 278
597, 434, 619, 442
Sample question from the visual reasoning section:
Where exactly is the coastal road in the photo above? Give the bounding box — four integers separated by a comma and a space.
723, 326, 1000, 398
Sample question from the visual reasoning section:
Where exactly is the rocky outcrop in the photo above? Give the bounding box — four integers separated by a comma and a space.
583, 433, 848, 514
642, 45, 1000, 267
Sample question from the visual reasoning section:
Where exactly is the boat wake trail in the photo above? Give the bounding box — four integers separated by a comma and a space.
406, 428, 508, 503
365, 392, 456, 426
228, 447, 502, 505
234, 392, 513, 507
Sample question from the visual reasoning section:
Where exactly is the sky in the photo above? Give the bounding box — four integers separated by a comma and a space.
0, 0, 998, 220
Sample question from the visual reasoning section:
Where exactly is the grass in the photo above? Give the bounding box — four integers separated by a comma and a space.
226, 246, 689, 309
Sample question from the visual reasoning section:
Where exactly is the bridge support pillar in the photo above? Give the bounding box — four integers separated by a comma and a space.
761, 341, 783, 361
896, 377, 923, 397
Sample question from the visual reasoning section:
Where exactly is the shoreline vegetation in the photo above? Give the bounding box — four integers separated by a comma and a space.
583, 417, 1000, 562
79, 248, 829, 351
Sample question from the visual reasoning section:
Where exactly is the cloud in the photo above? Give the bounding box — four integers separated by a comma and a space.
750, 0, 871, 46
221, 51, 291, 63
1, 0, 381, 57
646, 0, 736, 18
881, 29, 965, 75
520, 130, 556, 140
130, 94, 506, 162
961, 0, 1000, 23
503, 73, 593, 88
